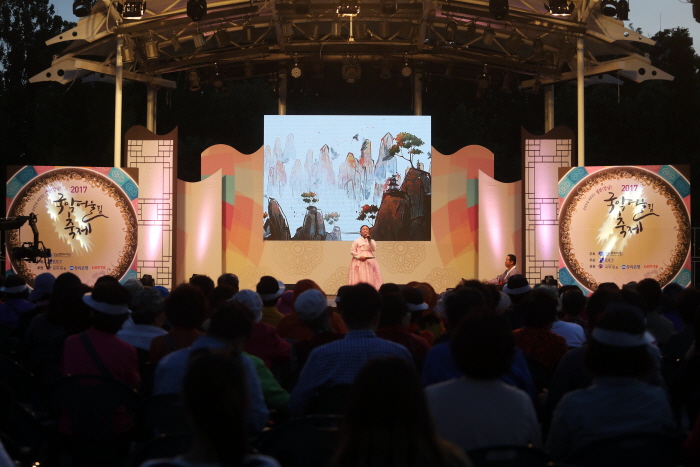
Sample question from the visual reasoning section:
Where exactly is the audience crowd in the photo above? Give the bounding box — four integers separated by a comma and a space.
0, 270, 698, 466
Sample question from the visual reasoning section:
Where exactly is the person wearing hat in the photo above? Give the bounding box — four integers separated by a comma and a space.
276, 279, 347, 342
0, 275, 36, 338
488, 254, 520, 286
502, 274, 532, 330
256, 276, 286, 327
61, 281, 140, 390
291, 288, 345, 371
232, 289, 291, 371
546, 304, 675, 462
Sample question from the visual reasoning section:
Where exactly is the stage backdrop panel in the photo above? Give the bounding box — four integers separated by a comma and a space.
522, 126, 574, 285
198, 144, 495, 292
558, 165, 691, 293
478, 171, 522, 282
126, 126, 177, 290
175, 169, 223, 284
5, 166, 139, 287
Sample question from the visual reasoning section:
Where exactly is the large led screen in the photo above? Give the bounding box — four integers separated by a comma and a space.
263, 115, 431, 241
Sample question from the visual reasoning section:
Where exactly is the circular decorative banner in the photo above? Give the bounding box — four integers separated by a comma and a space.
559, 166, 690, 292
6, 167, 138, 287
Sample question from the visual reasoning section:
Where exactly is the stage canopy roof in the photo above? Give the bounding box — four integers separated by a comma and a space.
30, 0, 672, 91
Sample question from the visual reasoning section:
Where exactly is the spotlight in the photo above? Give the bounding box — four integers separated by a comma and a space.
558, 40, 575, 66
193, 30, 206, 47
282, 21, 294, 37
122, 0, 145, 19
121, 35, 135, 62
398, 22, 415, 39
342, 60, 361, 82
481, 26, 495, 46
401, 60, 412, 77
291, 60, 302, 78
380, 60, 392, 79
187, 0, 207, 21
305, 22, 320, 39
617, 0, 629, 20
170, 33, 183, 51
464, 21, 477, 42
531, 76, 542, 94
381, 0, 397, 14
489, 0, 509, 20
501, 71, 516, 93
445, 20, 458, 42
188, 70, 201, 91
73, 0, 92, 17
379, 20, 392, 38
546, 0, 574, 16
294, 0, 310, 14
337, 2, 360, 16
214, 29, 230, 47
600, 0, 617, 16
505, 30, 523, 51
476, 65, 490, 98
243, 22, 255, 42
145, 34, 159, 60
353, 21, 367, 39
331, 21, 342, 37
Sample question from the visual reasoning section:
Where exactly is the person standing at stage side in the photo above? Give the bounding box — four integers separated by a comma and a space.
348, 225, 383, 290
488, 254, 520, 286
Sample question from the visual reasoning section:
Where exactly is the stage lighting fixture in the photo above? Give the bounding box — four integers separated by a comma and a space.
121, 36, 135, 63
73, 0, 92, 17
379, 20, 392, 38
294, 0, 310, 14
193, 30, 206, 47
532, 76, 542, 94
244, 61, 254, 77
305, 22, 320, 39
243, 22, 255, 42
145, 35, 159, 60
505, 30, 523, 52
187, 0, 207, 21
337, 2, 360, 16
381, 0, 397, 14
331, 21, 342, 37
481, 26, 495, 46
398, 22, 415, 39
282, 21, 294, 37
546, 0, 574, 16
489, 0, 509, 20
353, 21, 367, 39
500, 71, 516, 93
214, 29, 230, 47
558, 40, 575, 65
342, 60, 361, 82
464, 21, 477, 42
291, 60, 302, 78
616, 0, 629, 20
600, 0, 617, 16
188, 70, 201, 91
445, 20, 458, 42
170, 33, 183, 51
476, 65, 490, 98
122, 0, 145, 19
401, 60, 412, 77
380, 60, 392, 79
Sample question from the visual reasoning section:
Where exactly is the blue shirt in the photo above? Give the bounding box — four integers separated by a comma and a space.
153, 335, 269, 432
422, 341, 537, 401
288, 329, 412, 416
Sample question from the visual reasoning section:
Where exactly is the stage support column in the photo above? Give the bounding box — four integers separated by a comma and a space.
413, 71, 423, 116
544, 85, 554, 132
278, 71, 287, 115
114, 35, 124, 168
576, 35, 584, 167
146, 85, 157, 132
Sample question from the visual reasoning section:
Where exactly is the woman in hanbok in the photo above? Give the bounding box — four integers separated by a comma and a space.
348, 225, 383, 290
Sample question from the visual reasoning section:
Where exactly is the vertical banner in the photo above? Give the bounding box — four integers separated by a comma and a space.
6, 166, 139, 287
558, 165, 691, 293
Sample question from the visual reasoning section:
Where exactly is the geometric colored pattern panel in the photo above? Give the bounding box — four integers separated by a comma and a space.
126, 126, 177, 290
522, 126, 574, 286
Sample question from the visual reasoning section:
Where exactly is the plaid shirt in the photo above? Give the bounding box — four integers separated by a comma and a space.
289, 329, 412, 415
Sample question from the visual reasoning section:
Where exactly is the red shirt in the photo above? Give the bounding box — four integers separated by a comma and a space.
512, 327, 568, 372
